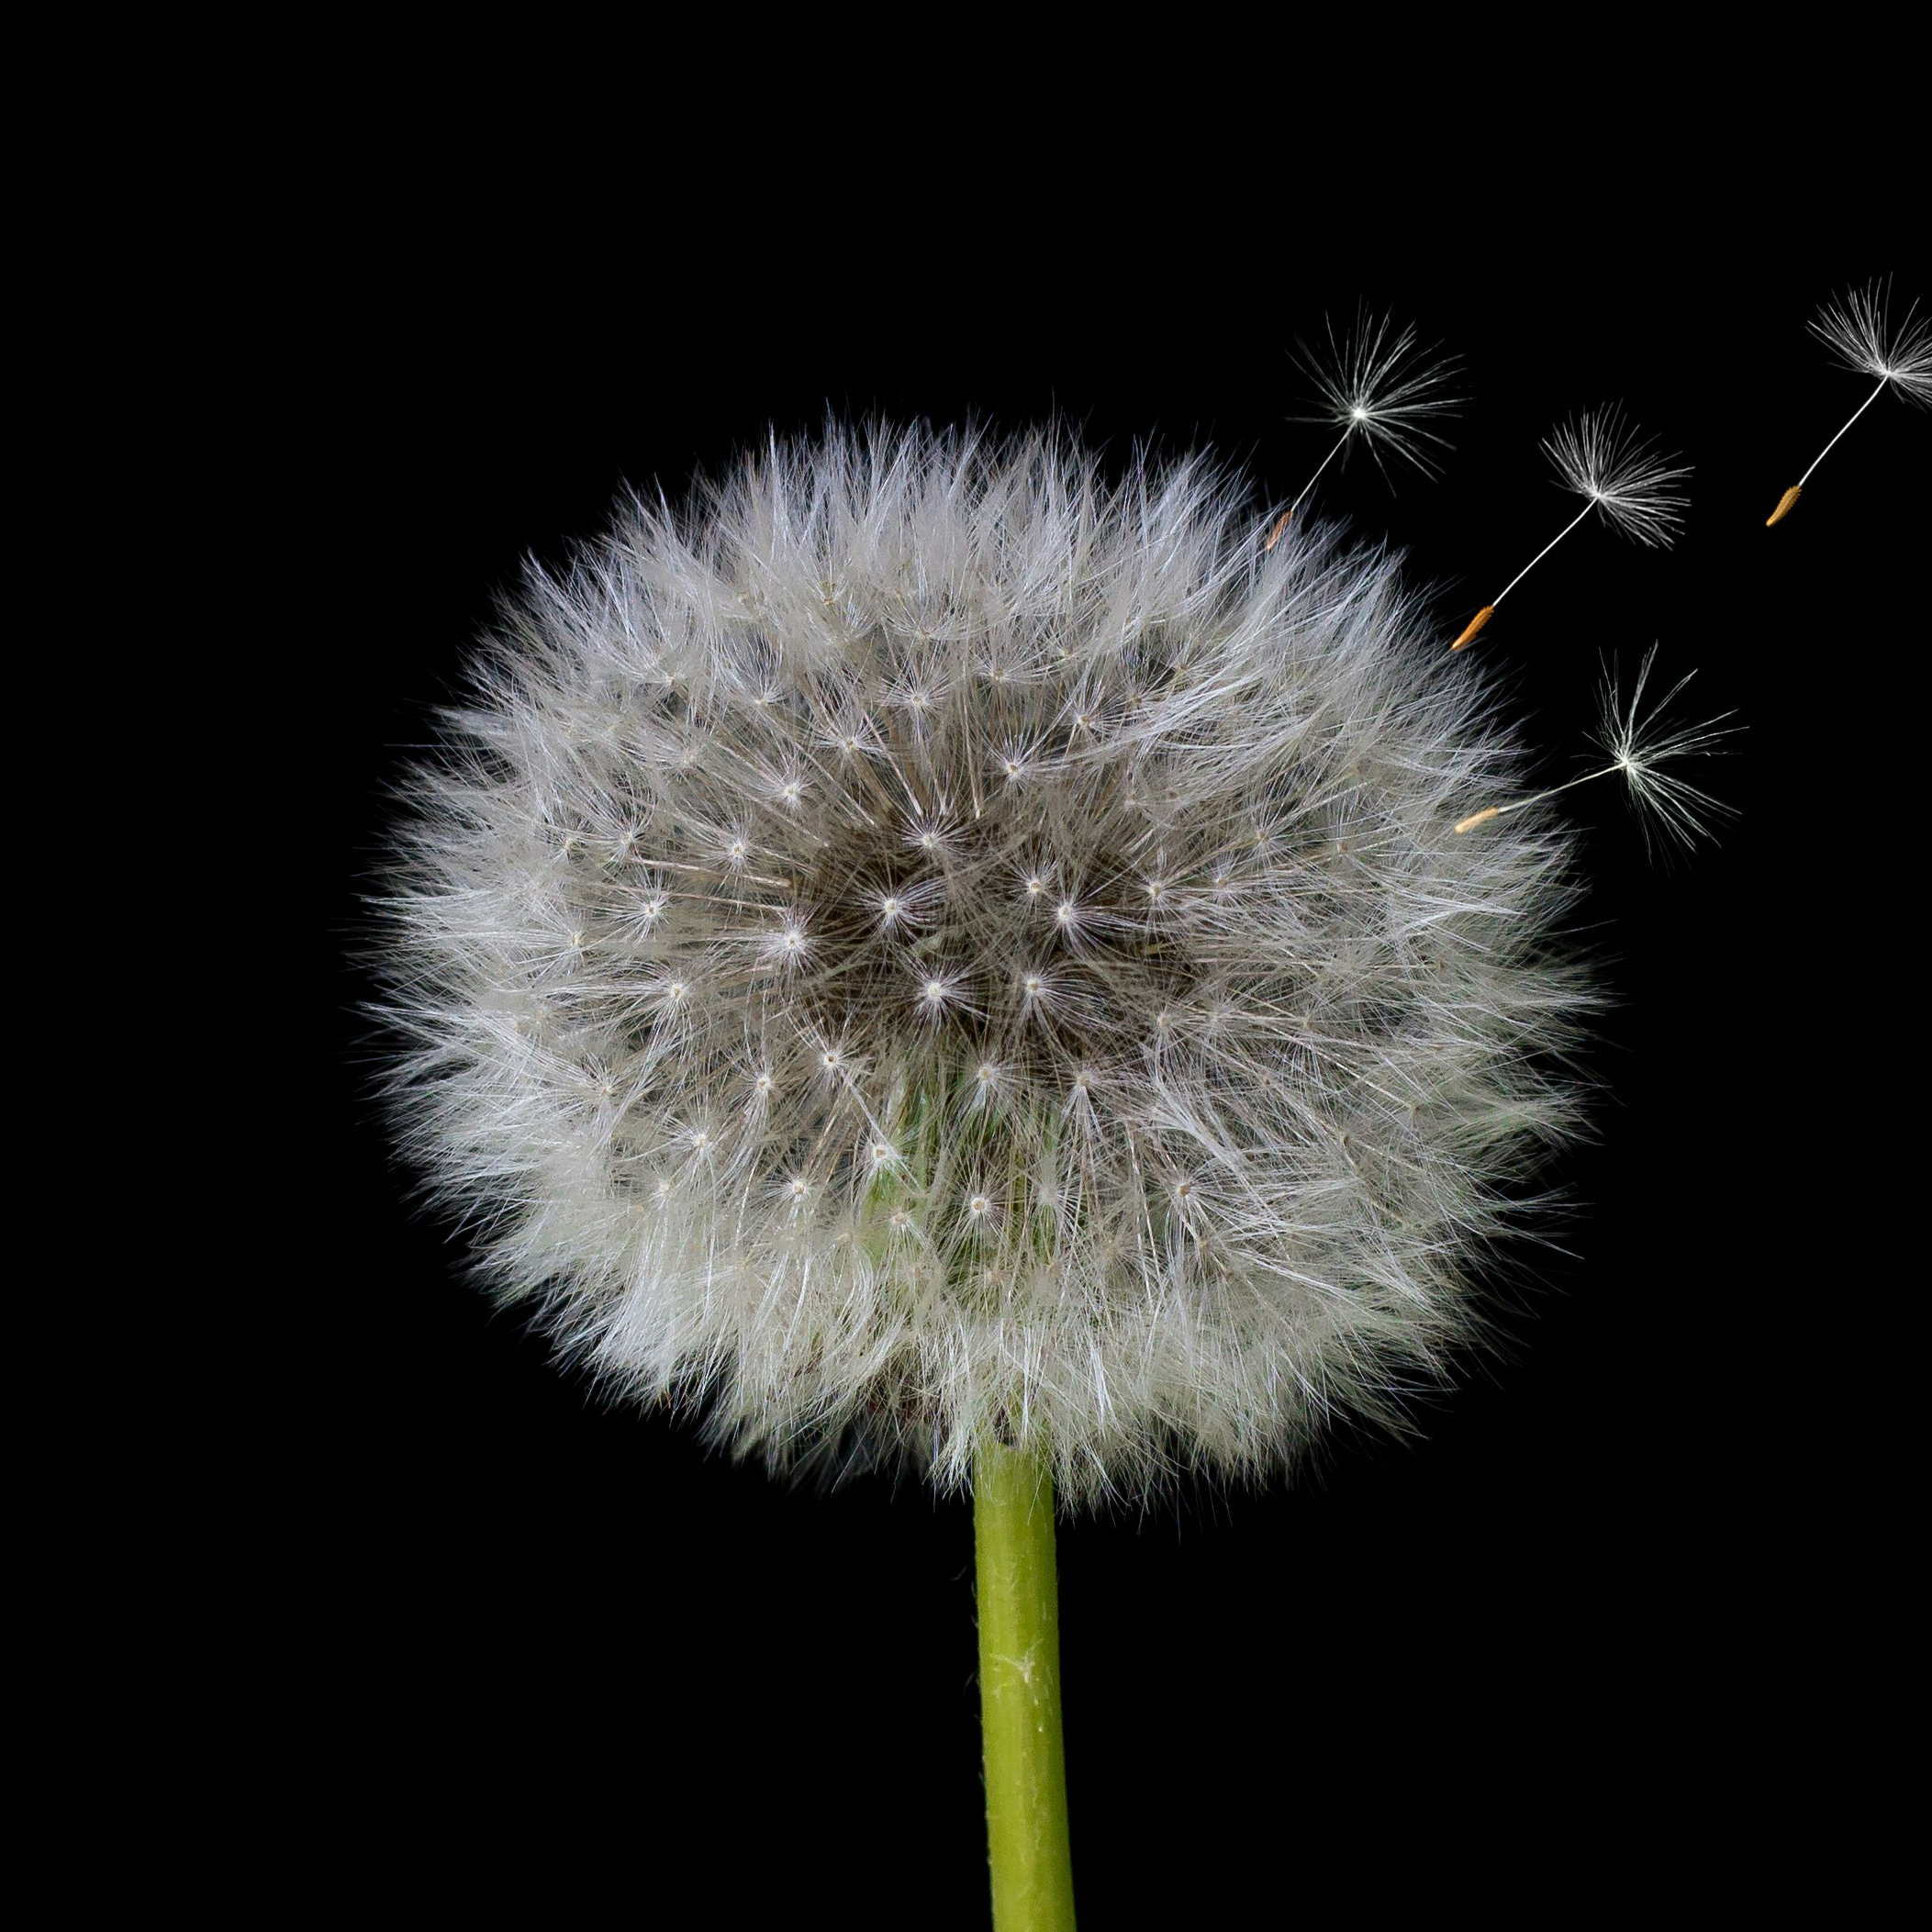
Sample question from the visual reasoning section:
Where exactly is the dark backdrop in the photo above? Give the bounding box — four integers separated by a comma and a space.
305, 180, 1908, 1922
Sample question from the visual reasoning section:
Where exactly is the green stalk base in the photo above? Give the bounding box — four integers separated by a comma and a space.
974, 1442, 1077, 1931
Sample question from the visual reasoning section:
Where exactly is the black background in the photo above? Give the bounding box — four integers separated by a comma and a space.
304, 159, 1915, 1921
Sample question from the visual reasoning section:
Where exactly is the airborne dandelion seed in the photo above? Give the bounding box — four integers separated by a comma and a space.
1450, 405, 1692, 650
1767, 276, 1930, 524
1268, 310, 1464, 548
1455, 645, 1738, 855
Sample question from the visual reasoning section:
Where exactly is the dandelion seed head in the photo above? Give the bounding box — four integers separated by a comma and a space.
374, 421, 1594, 1504
1545, 405, 1692, 549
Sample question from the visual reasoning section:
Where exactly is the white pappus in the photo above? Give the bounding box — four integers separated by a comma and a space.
374, 422, 1600, 1505
1270, 311, 1464, 545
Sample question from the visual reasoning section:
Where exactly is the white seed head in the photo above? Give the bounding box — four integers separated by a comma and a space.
1544, 405, 1692, 549
1810, 277, 1932, 408
374, 422, 1595, 1504
1290, 308, 1466, 482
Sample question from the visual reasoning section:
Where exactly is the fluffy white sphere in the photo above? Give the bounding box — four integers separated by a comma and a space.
377, 422, 1593, 1503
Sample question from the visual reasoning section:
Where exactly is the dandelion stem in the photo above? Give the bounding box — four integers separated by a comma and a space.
1290, 428, 1353, 517
1493, 501, 1595, 606
1455, 760, 1623, 832
1799, 376, 1888, 486
976, 1441, 1077, 1932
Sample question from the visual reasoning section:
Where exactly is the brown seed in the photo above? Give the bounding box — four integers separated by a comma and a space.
1766, 484, 1803, 528
1449, 604, 1494, 652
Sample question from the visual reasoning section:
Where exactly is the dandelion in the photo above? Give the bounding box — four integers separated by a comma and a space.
1455, 644, 1737, 856
374, 422, 1601, 1928
1767, 278, 1930, 525
1450, 405, 1692, 649
1267, 309, 1463, 548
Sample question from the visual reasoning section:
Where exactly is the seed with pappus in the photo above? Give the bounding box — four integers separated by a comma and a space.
1450, 404, 1691, 651
1766, 277, 1930, 525
374, 422, 1597, 1506
1454, 644, 1738, 857
1268, 310, 1464, 548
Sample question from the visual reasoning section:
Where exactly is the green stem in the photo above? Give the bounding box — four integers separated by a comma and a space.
975, 1442, 1077, 1931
